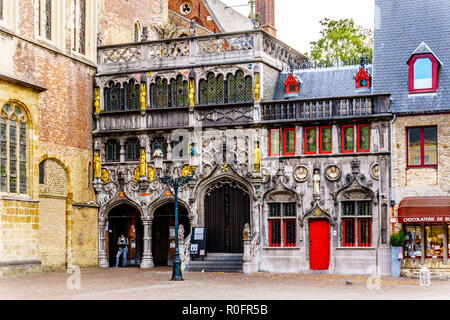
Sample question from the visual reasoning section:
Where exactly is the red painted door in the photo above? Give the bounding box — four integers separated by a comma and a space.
309, 220, 330, 270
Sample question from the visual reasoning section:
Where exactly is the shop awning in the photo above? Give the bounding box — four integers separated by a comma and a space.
398, 197, 450, 223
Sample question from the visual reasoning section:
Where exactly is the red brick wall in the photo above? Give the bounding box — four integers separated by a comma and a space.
169, 0, 221, 33
256, 0, 276, 36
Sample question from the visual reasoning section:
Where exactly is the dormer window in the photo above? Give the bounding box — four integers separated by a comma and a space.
355, 67, 371, 89
284, 74, 299, 94
408, 54, 438, 93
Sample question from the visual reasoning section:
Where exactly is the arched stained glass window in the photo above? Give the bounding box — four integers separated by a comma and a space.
171, 76, 189, 107
151, 77, 169, 108
199, 73, 225, 105
227, 70, 253, 104
0, 103, 28, 194
104, 79, 140, 111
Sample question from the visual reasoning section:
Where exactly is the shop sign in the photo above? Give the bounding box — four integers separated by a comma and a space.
399, 216, 450, 223
390, 217, 397, 223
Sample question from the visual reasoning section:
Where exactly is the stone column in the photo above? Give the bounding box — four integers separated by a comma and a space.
140, 218, 154, 268
242, 238, 252, 274
98, 219, 109, 268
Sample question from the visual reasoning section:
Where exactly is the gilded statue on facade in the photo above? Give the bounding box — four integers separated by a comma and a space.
139, 149, 146, 177
94, 152, 101, 178
140, 83, 146, 110
254, 73, 260, 102
101, 168, 110, 184
94, 87, 100, 114
253, 142, 260, 172
189, 79, 195, 107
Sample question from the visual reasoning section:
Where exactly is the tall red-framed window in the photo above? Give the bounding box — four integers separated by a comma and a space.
269, 202, 297, 247
341, 125, 354, 153
357, 124, 370, 153
406, 126, 437, 168
269, 128, 281, 156
358, 219, 372, 247
341, 201, 372, 247
304, 127, 317, 155
342, 218, 355, 247
283, 128, 295, 156
319, 126, 332, 154
408, 54, 438, 94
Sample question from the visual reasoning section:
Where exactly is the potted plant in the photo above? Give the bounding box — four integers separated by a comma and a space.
389, 231, 406, 277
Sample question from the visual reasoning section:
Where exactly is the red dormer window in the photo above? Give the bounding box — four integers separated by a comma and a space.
284, 74, 299, 94
408, 54, 438, 93
355, 67, 371, 89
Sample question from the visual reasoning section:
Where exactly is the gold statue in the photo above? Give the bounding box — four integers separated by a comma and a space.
253, 142, 260, 172
140, 83, 146, 110
94, 87, 100, 114
94, 152, 101, 178
189, 79, 195, 107
101, 168, 110, 184
134, 167, 140, 182
148, 166, 156, 182
254, 73, 260, 102
139, 149, 146, 177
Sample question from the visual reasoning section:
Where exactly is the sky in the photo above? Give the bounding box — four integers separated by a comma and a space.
221, 0, 375, 54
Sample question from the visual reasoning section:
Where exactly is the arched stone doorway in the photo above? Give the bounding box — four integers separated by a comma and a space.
152, 202, 191, 266
204, 179, 250, 253
106, 203, 143, 267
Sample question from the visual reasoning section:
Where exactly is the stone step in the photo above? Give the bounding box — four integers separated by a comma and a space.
186, 253, 243, 273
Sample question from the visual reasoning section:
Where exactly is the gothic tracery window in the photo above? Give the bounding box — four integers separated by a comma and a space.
199, 71, 252, 105
1, 103, 28, 194
104, 79, 140, 111
170, 76, 189, 107
150, 77, 169, 108
37, 0, 52, 40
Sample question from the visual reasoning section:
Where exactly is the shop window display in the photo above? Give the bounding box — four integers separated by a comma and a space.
404, 225, 422, 258
425, 224, 444, 258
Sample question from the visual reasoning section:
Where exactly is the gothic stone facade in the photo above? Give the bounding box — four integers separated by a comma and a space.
93, 30, 393, 275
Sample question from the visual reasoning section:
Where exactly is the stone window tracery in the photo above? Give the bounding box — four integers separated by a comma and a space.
72, 0, 86, 54
199, 71, 253, 105
0, 103, 28, 194
341, 200, 372, 247
104, 79, 140, 111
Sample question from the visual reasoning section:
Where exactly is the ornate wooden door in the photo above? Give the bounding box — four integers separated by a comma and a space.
309, 219, 330, 270
204, 180, 250, 253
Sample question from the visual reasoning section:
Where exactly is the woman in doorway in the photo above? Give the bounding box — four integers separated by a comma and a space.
115, 233, 129, 268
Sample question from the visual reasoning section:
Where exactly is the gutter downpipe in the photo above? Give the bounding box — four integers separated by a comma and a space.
390, 113, 397, 230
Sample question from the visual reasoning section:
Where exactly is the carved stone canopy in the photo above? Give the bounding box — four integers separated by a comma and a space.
301, 202, 336, 226
264, 180, 300, 205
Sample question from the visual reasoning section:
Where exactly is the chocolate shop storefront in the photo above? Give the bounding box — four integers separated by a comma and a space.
398, 197, 450, 278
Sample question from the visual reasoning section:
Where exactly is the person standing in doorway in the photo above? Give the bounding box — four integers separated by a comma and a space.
115, 233, 129, 268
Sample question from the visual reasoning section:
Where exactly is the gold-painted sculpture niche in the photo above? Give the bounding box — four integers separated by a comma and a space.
140, 83, 146, 110
94, 152, 101, 178
253, 142, 260, 172
94, 88, 100, 114
181, 164, 194, 177
189, 79, 195, 107
254, 73, 260, 102
101, 169, 110, 184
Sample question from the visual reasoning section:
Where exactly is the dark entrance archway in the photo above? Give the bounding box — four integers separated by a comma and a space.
107, 204, 143, 267
152, 202, 191, 266
204, 180, 250, 253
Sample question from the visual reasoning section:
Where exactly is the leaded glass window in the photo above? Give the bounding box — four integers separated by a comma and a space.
171, 76, 189, 107
104, 80, 140, 111
125, 139, 140, 161
269, 129, 280, 156
268, 202, 297, 247
105, 140, 120, 162
78, 0, 86, 54
151, 77, 169, 108
124, 79, 140, 110
19, 122, 27, 194
357, 124, 370, 152
342, 125, 354, 153
199, 73, 224, 105
45, 0, 52, 40
0, 104, 28, 194
320, 126, 332, 154
0, 117, 6, 192
341, 201, 372, 247
305, 127, 316, 154
283, 128, 295, 155
227, 71, 253, 103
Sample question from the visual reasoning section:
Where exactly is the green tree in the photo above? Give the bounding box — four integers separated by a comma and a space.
307, 18, 373, 65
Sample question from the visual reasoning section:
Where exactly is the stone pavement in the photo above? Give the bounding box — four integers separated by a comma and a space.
0, 267, 449, 300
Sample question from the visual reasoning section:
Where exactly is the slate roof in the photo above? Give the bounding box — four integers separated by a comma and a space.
202, 0, 255, 33
271, 65, 372, 101
372, 0, 450, 113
